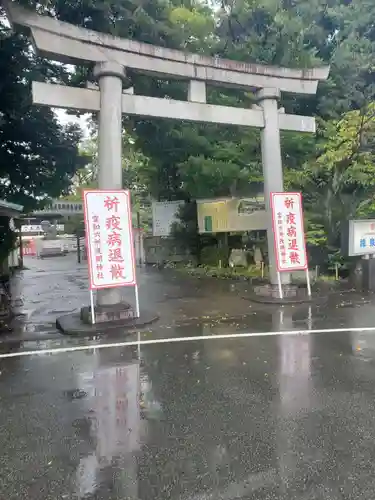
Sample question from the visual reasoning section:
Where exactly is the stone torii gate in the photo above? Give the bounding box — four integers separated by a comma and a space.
6, 2, 329, 315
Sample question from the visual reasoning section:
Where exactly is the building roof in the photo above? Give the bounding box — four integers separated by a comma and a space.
0, 199, 24, 217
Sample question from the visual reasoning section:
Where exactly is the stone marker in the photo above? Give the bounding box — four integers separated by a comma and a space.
229, 249, 248, 268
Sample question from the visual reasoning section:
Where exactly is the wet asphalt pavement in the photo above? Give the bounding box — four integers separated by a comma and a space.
5, 255, 375, 345
2, 257, 375, 498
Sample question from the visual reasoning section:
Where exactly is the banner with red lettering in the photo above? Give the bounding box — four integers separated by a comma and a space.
270, 192, 308, 272
83, 190, 136, 289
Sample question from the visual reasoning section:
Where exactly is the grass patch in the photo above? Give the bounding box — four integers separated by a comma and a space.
176, 264, 343, 289
176, 264, 267, 280
317, 274, 339, 282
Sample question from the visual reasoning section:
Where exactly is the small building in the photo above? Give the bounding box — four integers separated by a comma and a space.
21, 198, 84, 238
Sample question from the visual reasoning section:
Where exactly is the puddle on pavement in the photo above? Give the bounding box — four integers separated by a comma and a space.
48, 309, 77, 315
21, 323, 58, 333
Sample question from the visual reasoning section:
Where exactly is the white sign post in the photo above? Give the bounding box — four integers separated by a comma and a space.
346, 219, 375, 256
83, 190, 138, 323
270, 192, 310, 299
152, 200, 184, 237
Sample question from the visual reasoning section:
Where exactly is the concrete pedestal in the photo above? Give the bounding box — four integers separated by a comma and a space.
56, 306, 159, 336
81, 303, 135, 325
247, 283, 313, 304
56, 312, 159, 336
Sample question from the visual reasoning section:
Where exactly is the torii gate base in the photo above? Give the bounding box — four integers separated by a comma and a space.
6, 3, 328, 331
56, 306, 159, 336
248, 283, 313, 305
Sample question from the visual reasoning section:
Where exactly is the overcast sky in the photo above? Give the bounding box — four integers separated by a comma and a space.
55, 109, 90, 137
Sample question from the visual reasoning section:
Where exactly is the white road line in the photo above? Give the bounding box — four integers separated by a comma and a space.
0, 326, 374, 359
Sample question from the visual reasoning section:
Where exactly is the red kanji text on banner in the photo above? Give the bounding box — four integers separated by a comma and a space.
270, 192, 308, 272
83, 190, 136, 290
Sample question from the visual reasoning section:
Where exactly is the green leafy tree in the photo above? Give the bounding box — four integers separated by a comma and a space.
0, 19, 85, 212
13, 0, 375, 264
292, 104, 375, 251
65, 136, 98, 201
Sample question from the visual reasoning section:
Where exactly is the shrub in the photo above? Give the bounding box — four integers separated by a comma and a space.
200, 245, 229, 267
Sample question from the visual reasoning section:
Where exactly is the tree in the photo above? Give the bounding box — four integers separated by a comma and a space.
13, 0, 375, 265
66, 127, 154, 228
291, 103, 375, 250
216, 0, 375, 264
16, 0, 323, 206
0, 18, 85, 212
65, 136, 98, 201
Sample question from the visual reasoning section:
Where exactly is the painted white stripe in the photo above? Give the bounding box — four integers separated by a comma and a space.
0, 326, 374, 359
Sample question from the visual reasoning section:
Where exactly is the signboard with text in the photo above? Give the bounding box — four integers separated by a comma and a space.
83, 190, 136, 290
152, 200, 184, 236
345, 219, 375, 256
270, 192, 308, 272
197, 196, 266, 234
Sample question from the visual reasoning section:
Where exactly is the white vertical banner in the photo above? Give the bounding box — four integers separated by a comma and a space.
270, 192, 308, 272
83, 190, 136, 290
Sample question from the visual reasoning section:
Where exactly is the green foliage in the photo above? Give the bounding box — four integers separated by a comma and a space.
65, 136, 98, 201
0, 14, 86, 260
291, 103, 375, 253
11, 0, 375, 264
0, 20, 85, 212
171, 202, 201, 259
177, 264, 267, 280
304, 219, 327, 248
200, 246, 230, 267
62, 215, 85, 235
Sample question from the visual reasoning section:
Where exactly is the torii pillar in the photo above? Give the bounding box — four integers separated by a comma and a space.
257, 88, 287, 286
93, 61, 127, 307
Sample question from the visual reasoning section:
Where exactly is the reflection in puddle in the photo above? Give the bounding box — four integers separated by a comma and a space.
273, 306, 313, 414
76, 454, 99, 498
278, 333, 312, 413
276, 308, 313, 495
91, 363, 140, 463
75, 358, 141, 498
